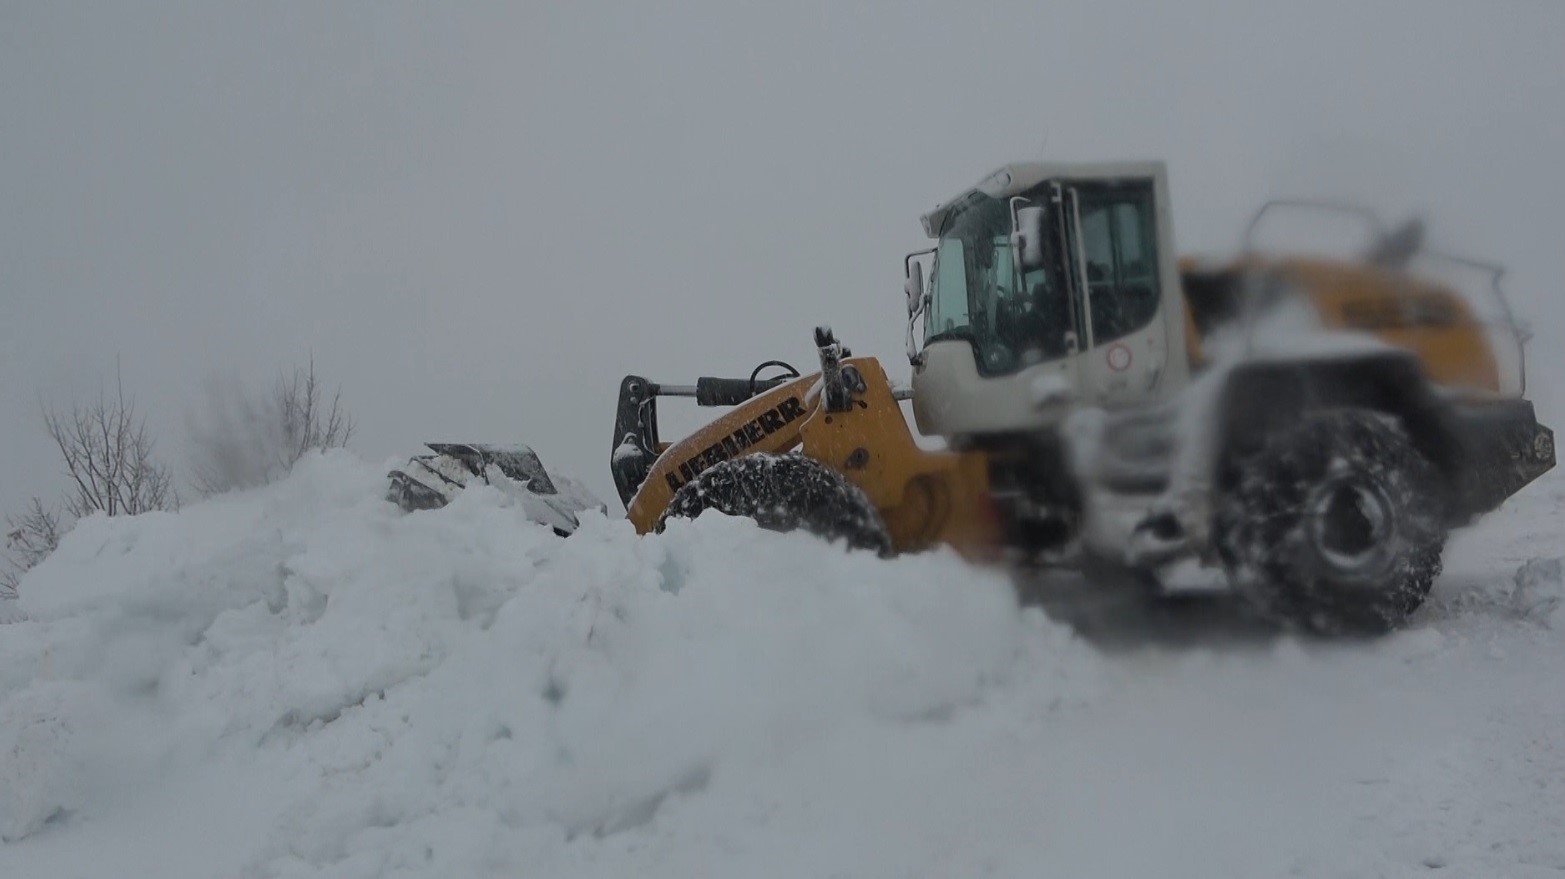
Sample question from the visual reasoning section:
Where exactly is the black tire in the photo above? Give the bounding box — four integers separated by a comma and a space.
1216, 409, 1447, 634
657, 453, 893, 555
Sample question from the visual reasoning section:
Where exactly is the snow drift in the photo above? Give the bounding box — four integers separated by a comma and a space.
1, 451, 1562, 877
0, 453, 1078, 875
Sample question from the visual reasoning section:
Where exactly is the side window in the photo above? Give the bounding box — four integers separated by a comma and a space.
1079, 185, 1161, 346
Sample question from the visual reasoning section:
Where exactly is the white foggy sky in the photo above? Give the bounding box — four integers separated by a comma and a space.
3, 1, 1563, 512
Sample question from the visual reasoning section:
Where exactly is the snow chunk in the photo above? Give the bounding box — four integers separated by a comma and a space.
1510, 556, 1564, 626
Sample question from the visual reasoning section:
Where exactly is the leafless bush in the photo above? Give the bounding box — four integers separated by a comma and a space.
276, 357, 355, 465
189, 358, 355, 496
3, 373, 175, 600
2, 498, 64, 597
43, 377, 177, 519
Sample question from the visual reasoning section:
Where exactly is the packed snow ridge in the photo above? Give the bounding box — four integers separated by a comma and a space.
1, 450, 1562, 878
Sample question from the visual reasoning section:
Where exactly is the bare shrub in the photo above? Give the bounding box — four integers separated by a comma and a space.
44, 376, 177, 519
3, 371, 175, 601
276, 357, 355, 465
2, 498, 64, 597
189, 358, 355, 496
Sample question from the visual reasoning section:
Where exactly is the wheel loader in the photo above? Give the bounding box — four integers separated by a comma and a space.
390, 161, 1554, 632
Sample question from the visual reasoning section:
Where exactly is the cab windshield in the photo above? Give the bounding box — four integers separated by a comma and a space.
925, 190, 1073, 375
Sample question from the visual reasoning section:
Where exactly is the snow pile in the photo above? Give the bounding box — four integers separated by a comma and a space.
1, 451, 1562, 877
0, 452, 1079, 876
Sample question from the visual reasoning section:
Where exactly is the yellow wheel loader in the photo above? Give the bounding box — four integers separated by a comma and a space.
391, 161, 1554, 632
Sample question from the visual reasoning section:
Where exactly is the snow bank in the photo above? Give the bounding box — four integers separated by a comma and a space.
1, 451, 1562, 878
0, 452, 1076, 875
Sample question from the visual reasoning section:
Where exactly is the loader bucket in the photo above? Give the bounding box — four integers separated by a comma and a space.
387, 443, 605, 536
424, 443, 559, 493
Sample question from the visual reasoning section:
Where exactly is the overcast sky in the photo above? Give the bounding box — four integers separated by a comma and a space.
4, 0, 1564, 513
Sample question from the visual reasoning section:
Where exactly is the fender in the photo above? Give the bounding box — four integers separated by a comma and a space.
1214, 348, 1457, 486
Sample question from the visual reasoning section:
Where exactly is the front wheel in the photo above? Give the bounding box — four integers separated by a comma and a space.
1217, 409, 1448, 633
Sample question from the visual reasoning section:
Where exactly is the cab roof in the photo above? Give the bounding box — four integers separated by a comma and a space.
919, 160, 1167, 237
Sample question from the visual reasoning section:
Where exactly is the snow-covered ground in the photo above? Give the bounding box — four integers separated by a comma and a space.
0, 451, 1560, 878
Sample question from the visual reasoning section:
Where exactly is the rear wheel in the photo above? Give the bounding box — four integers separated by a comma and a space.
1217, 409, 1447, 633
658, 453, 892, 555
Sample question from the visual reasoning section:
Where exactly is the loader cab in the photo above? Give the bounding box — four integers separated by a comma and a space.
907, 161, 1189, 438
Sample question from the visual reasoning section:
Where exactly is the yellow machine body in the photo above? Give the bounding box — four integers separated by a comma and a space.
1182, 256, 1504, 394
1276, 258, 1502, 393
626, 358, 1001, 556
628, 260, 1513, 559
605, 165, 1546, 568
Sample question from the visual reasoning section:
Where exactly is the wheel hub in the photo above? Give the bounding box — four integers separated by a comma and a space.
1307, 479, 1395, 580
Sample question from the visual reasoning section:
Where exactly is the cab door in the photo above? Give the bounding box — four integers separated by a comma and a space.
1065, 180, 1171, 407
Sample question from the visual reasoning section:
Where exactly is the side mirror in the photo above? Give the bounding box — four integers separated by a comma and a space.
1009, 199, 1047, 274
903, 250, 934, 366
1016, 206, 1047, 270
904, 261, 924, 316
